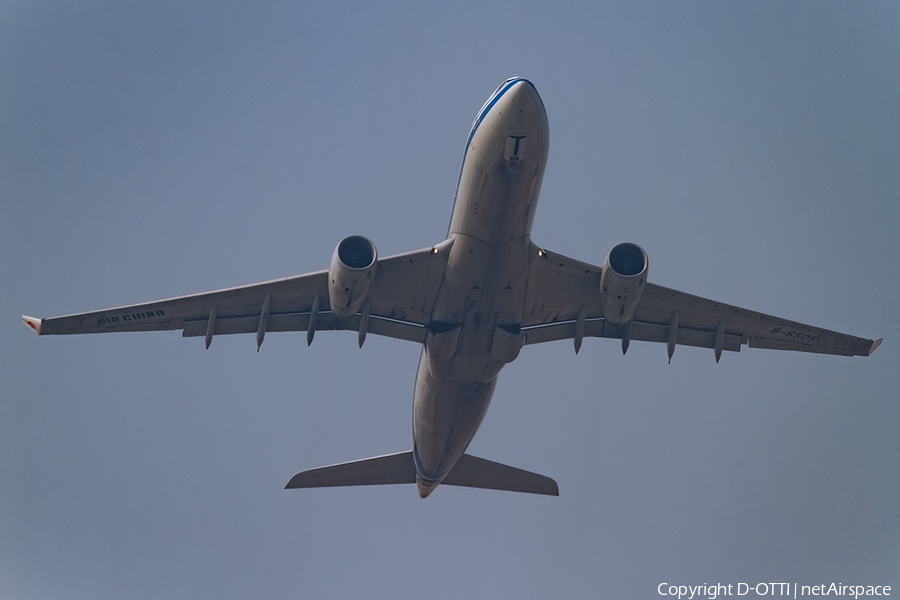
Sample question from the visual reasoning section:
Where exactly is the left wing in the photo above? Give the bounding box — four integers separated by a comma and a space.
521, 245, 881, 359
22, 244, 451, 348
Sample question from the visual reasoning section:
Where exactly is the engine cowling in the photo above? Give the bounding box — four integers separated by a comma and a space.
600, 242, 648, 324
328, 235, 377, 317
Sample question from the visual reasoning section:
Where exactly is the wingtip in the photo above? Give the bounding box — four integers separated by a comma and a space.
867, 338, 883, 356
22, 316, 41, 335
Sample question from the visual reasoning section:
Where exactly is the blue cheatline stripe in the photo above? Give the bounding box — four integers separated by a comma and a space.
444, 78, 540, 236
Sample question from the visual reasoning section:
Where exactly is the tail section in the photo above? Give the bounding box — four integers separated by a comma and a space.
285, 451, 558, 497
285, 451, 416, 489
442, 454, 559, 496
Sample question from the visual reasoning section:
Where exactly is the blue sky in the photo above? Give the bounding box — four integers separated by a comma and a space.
2, 2, 898, 598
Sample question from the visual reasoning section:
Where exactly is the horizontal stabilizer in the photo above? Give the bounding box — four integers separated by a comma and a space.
443, 454, 559, 496
285, 451, 416, 489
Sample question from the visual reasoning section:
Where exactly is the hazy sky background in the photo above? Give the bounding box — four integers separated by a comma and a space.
2, 2, 898, 598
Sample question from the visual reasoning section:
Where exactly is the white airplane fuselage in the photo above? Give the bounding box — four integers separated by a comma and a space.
412, 79, 550, 497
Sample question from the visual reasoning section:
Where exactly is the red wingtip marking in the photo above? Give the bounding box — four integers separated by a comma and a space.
28, 321, 36, 330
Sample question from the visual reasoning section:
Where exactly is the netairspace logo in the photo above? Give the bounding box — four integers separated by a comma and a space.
657, 583, 892, 600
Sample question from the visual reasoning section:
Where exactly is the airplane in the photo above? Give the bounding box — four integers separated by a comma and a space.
22, 77, 881, 499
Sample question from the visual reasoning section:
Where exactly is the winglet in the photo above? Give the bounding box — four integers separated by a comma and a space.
22, 316, 42, 335
867, 338, 883, 356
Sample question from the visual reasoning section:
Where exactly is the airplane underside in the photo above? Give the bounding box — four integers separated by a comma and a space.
23, 77, 880, 499
291, 79, 554, 497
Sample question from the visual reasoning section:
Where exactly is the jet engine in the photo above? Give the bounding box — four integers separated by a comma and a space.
600, 242, 648, 324
328, 235, 377, 317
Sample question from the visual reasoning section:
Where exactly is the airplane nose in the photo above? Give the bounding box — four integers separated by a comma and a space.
502, 80, 544, 120
491, 79, 548, 160
507, 79, 541, 106
501, 80, 546, 129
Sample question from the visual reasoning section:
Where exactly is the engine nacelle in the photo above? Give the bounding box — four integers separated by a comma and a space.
328, 235, 377, 317
600, 242, 648, 324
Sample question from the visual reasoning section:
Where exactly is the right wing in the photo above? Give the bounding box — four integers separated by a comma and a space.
519, 244, 880, 359
630, 282, 881, 358
23, 243, 452, 347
